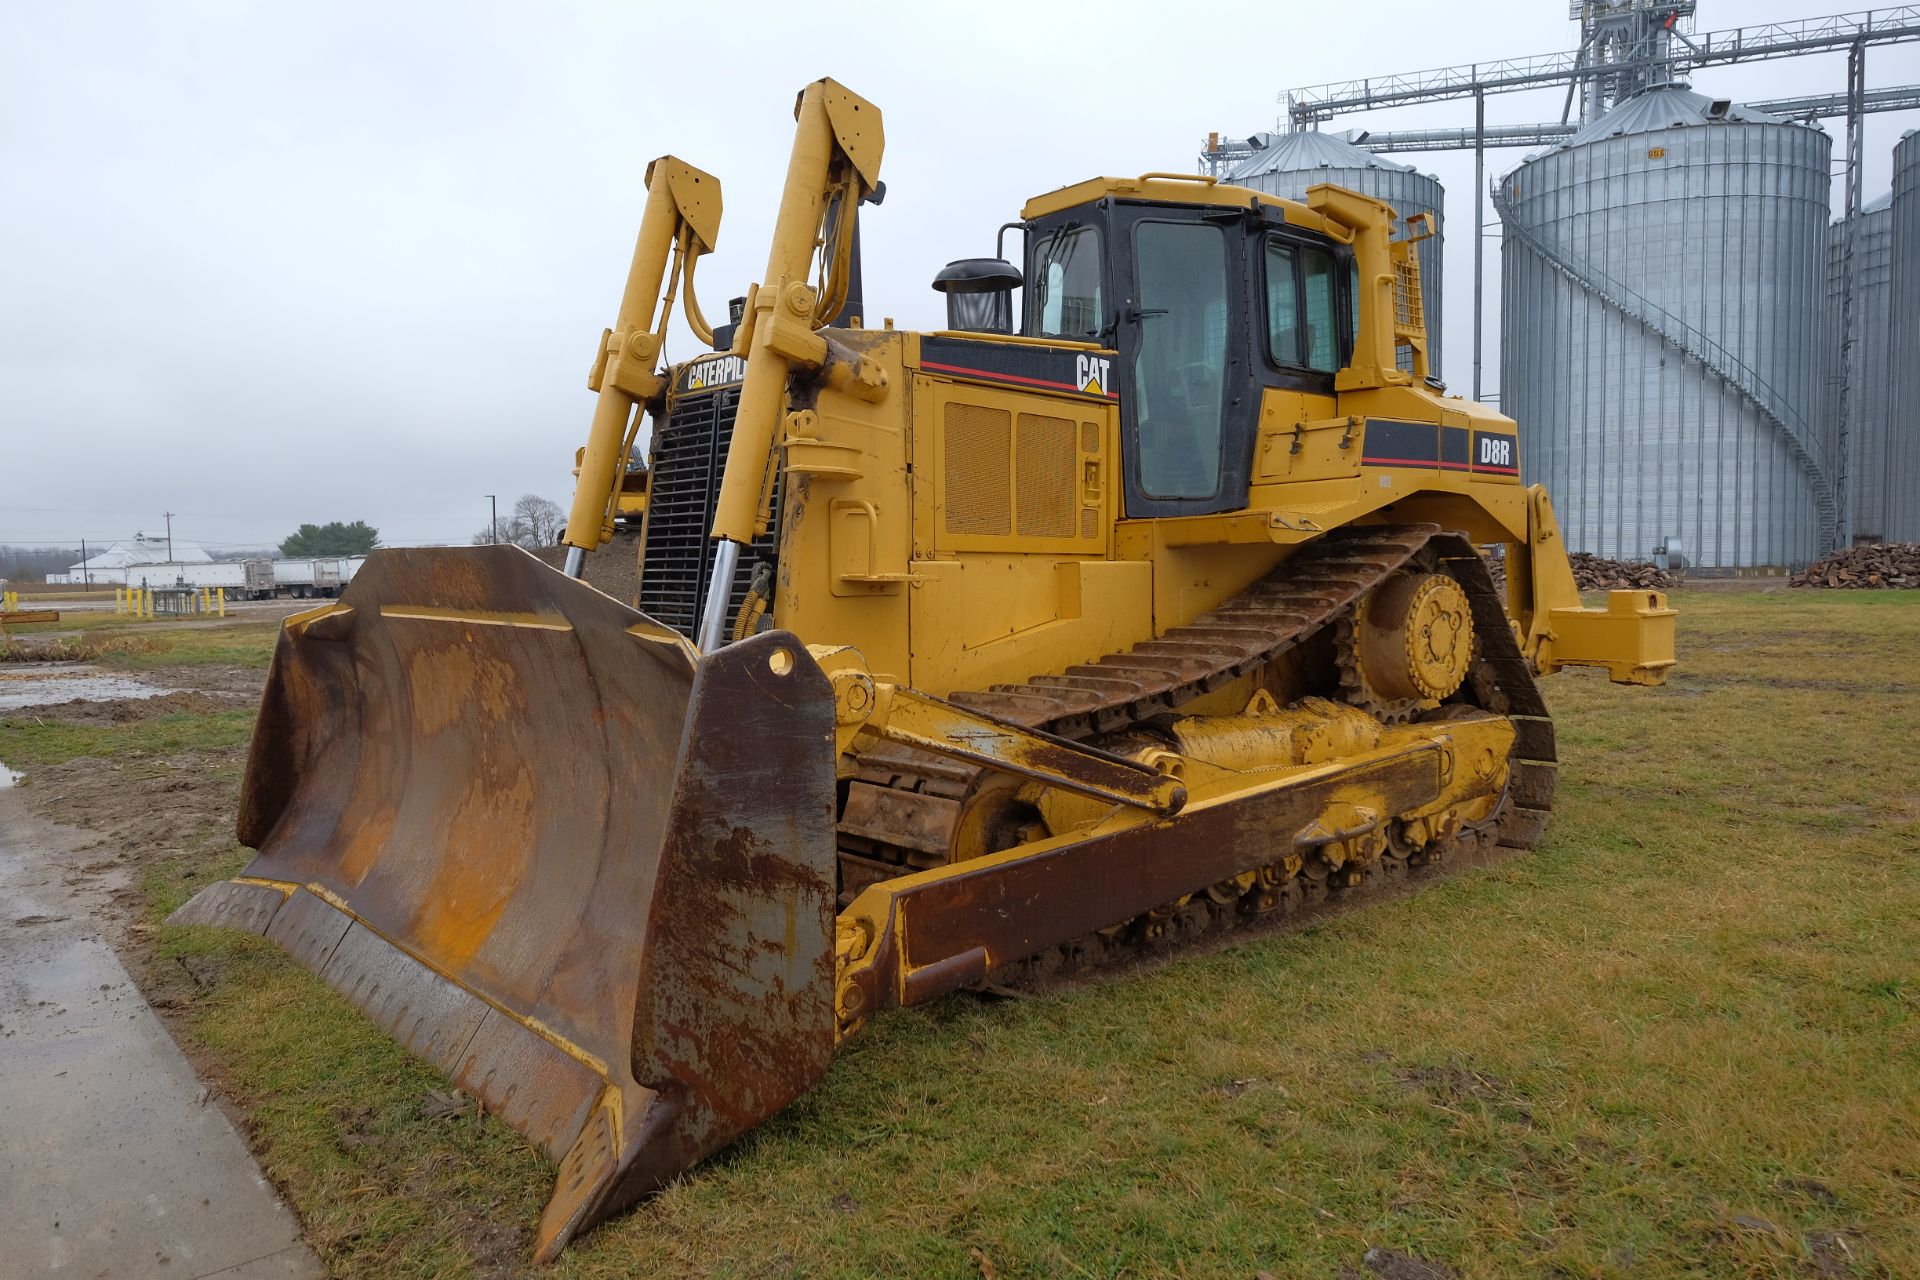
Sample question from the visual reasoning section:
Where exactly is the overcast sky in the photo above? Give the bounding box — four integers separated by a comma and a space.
4, 1, 1915, 552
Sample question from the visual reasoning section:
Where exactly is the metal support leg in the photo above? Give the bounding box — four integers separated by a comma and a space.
1835, 37, 1867, 549
1472, 87, 1485, 404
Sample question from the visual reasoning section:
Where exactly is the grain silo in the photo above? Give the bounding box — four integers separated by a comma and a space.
1885, 130, 1920, 543
1498, 85, 1833, 570
1819, 192, 1894, 542
1230, 131, 1445, 377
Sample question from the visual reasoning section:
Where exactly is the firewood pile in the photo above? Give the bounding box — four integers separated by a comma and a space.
1480, 548, 1675, 595
1567, 552, 1677, 591
1789, 543, 1920, 589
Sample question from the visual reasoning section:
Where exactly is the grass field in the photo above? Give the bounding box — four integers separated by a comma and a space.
0, 612, 281, 667
26, 591, 1920, 1278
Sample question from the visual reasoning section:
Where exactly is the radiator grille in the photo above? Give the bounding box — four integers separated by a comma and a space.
943, 402, 1012, 535
1015, 412, 1076, 539
637, 385, 779, 641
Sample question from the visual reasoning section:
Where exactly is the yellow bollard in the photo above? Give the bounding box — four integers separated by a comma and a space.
216, 587, 226, 618
144, 588, 154, 619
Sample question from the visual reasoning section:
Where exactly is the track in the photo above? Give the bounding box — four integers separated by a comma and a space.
834, 526, 1557, 978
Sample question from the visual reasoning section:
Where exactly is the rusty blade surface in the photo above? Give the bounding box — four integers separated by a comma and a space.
171, 546, 840, 1259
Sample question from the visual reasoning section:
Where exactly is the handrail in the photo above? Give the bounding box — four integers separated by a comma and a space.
1492, 178, 1838, 551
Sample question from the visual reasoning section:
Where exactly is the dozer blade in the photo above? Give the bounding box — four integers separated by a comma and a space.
170, 546, 839, 1260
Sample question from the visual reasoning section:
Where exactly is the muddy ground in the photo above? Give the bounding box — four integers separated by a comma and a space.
2, 670, 263, 988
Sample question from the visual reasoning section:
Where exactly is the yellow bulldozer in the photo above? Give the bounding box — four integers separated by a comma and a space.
175, 79, 1675, 1260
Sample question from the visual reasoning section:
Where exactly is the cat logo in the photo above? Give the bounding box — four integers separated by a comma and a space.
685, 354, 746, 390
1075, 353, 1112, 397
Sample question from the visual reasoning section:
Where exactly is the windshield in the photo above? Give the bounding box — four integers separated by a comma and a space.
1027, 224, 1103, 341
1132, 220, 1228, 500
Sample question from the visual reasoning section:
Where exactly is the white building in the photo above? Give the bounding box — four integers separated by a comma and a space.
48, 532, 212, 585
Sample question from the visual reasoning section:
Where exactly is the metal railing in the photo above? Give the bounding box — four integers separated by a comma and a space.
1282, 6, 1920, 125
1343, 84, 1920, 154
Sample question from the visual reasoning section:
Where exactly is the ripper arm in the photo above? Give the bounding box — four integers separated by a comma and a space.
1508, 484, 1677, 685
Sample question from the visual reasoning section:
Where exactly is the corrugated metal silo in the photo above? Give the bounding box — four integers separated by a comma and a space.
1885, 130, 1920, 543
1230, 131, 1445, 378
1818, 192, 1894, 542
1498, 86, 1833, 570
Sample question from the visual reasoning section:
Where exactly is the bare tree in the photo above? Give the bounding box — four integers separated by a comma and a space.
471, 494, 565, 549
514, 494, 565, 547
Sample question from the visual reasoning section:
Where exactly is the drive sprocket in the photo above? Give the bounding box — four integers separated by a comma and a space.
1335, 569, 1475, 721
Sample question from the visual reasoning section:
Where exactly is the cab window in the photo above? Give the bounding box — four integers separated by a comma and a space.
1132, 220, 1228, 500
1264, 241, 1301, 365
1349, 260, 1362, 354
1028, 224, 1103, 341
1264, 236, 1344, 374
1302, 247, 1339, 372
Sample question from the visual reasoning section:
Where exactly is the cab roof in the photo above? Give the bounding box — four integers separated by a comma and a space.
1020, 174, 1345, 239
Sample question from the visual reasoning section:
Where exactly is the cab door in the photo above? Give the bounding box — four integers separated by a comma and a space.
1111, 207, 1252, 518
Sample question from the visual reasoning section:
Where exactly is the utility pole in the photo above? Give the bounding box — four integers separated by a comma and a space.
81, 537, 90, 589
487, 494, 498, 544
163, 510, 175, 561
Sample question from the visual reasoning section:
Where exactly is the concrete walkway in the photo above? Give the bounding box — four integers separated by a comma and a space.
0, 786, 322, 1278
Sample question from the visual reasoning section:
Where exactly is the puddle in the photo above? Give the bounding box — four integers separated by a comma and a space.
0, 763, 19, 788
0, 667, 176, 712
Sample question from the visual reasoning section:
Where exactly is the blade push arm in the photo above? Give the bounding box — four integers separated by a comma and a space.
560, 156, 722, 575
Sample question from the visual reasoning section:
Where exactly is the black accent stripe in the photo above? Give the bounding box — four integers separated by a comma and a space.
919, 336, 1116, 400
1364, 420, 1510, 474
1360, 419, 1440, 468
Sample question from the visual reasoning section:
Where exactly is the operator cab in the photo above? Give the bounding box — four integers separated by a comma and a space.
935, 178, 1361, 519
